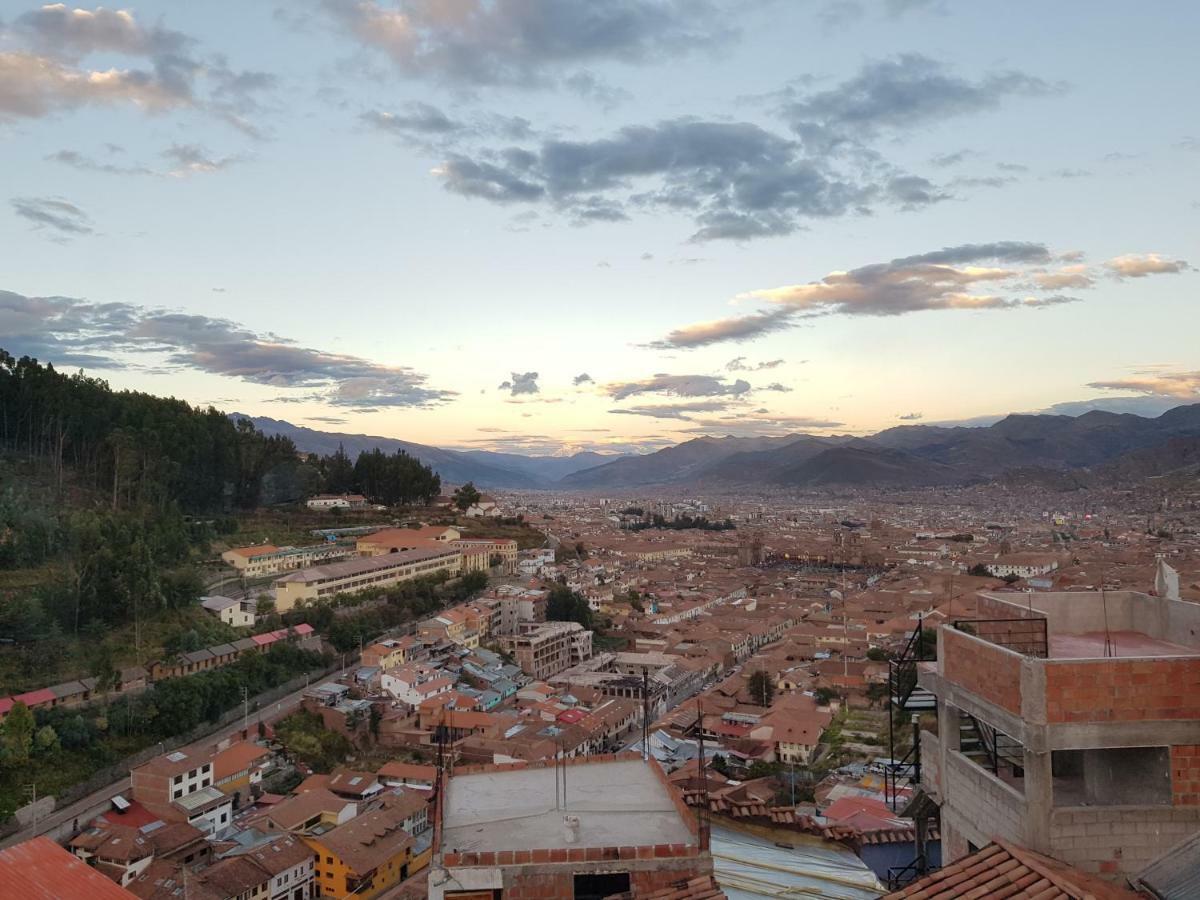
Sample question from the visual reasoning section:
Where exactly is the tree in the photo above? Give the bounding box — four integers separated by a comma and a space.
748, 669, 775, 707
866, 647, 889, 661
813, 687, 838, 706
35, 725, 59, 753
546, 585, 593, 628
453, 482, 481, 512
967, 563, 992, 577
1, 701, 35, 764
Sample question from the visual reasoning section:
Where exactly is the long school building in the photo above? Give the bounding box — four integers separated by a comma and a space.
274, 547, 462, 610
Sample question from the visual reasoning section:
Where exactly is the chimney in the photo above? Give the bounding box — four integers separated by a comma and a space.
562, 815, 581, 844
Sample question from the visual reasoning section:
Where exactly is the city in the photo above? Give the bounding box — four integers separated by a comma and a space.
1, 2, 1198, 898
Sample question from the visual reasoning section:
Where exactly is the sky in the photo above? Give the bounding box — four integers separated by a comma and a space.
1, 0, 1197, 457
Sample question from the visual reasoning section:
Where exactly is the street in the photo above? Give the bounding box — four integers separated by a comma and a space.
0, 668, 338, 850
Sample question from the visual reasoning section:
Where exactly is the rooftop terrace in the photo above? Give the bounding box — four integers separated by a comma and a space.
441, 757, 694, 853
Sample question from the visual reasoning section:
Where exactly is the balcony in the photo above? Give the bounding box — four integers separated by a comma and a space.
921, 591, 1200, 737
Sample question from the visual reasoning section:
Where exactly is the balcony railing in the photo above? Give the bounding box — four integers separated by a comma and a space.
953, 617, 1048, 658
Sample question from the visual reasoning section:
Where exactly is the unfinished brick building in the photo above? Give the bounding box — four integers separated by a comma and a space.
916, 589, 1200, 878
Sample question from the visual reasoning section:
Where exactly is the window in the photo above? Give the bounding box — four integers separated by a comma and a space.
173, 789, 183, 799
173, 775, 183, 784
574, 873, 631, 900
1052, 746, 1171, 807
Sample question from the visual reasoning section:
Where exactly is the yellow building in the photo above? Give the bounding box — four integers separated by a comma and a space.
303, 796, 420, 898
273, 547, 461, 611
355, 526, 460, 556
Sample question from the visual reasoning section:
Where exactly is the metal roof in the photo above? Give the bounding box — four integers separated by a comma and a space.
1135, 829, 1200, 900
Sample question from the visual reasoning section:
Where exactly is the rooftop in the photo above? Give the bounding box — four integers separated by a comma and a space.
275, 546, 458, 583
441, 757, 694, 853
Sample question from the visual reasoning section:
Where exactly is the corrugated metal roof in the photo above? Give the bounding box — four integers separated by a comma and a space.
1136, 829, 1200, 900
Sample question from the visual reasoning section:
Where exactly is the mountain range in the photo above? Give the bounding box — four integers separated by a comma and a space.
233, 415, 624, 488
238, 405, 1200, 491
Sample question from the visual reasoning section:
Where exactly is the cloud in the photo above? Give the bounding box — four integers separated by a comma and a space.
929, 149, 976, 167
1087, 370, 1200, 400
726, 357, 784, 372
1021, 294, 1081, 308
162, 143, 242, 176
13, 4, 192, 59
817, 2, 863, 31
739, 242, 1052, 317
0, 288, 454, 408
650, 307, 797, 349
898, 411, 923, 420
564, 70, 632, 110
653, 242, 1072, 348
46, 148, 153, 175
762, 382, 792, 392
0, 50, 191, 117
362, 103, 463, 136
1031, 265, 1093, 289
0, 7, 274, 127
780, 53, 1059, 138
11, 196, 93, 236
319, 0, 728, 87
609, 400, 733, 420
572, 372, 593, 386
306, 415, 348, 425
681, 411, 845, 435
606, 373, 751, 401
499, 371, 539, 395
1103, 253, 1192, 279
435, 116, 949, 241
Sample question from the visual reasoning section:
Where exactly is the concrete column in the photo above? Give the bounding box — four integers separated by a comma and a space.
1022, 747, 1054, 852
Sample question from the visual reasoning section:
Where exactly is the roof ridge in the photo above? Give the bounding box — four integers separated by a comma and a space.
993, 838, 1098, 898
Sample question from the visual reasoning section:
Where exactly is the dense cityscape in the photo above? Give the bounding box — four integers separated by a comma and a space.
2, 1, 1198, 898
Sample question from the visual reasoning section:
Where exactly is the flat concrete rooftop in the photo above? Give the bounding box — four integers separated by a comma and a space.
441, 758, 693, 853
1050, 630, 1200, 659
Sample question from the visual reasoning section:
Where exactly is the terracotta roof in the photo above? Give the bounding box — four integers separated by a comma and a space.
883, 840, 1147, 899
213, 741, 272, 781
377, 761, 436, 783
0, 837, 138, 899
313, 796, 414, 875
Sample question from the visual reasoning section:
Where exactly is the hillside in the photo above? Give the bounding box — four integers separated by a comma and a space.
773, 445, 961, 487
235, 415, 621, 488
564, 403, 1200, 489
237, 404, 1200, 491
560, 434, 803, 489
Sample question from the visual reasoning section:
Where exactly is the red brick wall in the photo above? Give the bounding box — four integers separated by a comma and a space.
1044, 659, 1200, 723
1171, 745, 1200, 806
942, 628, 1022, 714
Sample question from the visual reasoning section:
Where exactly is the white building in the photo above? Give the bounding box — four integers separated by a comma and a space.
200, 595, 254, 628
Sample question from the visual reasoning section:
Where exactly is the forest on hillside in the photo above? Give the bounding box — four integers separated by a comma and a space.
0, 351, 441, 662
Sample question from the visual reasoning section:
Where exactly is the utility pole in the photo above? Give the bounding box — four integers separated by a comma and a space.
24, 784, 37, 828
242, 686, 249, 737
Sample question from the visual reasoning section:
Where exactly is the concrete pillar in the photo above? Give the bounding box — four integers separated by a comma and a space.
1022, 747, 1054, 852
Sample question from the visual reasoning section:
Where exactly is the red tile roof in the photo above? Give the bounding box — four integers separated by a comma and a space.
883, 840, 1146, 899
0, 836, 138, 899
